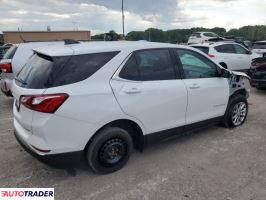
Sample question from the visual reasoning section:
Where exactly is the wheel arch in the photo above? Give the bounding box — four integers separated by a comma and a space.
85, 119, 145, 152
230, 88, 248, 99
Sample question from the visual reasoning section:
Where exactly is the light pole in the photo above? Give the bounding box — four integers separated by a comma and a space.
122, 0, 125, 39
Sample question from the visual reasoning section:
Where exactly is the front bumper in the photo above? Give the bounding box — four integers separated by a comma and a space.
249, 69, 266, 88
14, 130, 83, 167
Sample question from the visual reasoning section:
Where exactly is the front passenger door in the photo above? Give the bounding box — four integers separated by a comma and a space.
110, 49, 188, 134
176, 49, 229, 125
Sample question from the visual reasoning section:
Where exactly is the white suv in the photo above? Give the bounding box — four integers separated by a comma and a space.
252, 41, 266, 58
191, 42, 253, 71
0, 42, 63, 96
12, 41, 249, 174
187, 32, 220, 45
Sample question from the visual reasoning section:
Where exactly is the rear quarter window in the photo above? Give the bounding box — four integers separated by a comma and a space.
16, 51, 119, 89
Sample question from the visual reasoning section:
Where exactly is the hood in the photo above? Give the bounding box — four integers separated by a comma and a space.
231, 71, 250, 80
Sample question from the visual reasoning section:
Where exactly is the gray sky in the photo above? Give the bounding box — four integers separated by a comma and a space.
0, 0, 265, 35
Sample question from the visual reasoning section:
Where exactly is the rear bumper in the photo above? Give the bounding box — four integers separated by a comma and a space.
14, 130, 83, 167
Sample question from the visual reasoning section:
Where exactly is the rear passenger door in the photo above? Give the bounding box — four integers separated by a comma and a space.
110, 49, 188, 134
214, 44, 238, 70
176, 49, 229, 125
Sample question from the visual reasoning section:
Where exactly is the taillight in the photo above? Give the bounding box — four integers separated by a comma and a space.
0, 63, 12, 73
20, 93, 69, 113
208, 54, 215, 58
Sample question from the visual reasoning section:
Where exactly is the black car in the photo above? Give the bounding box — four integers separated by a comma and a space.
0, 46, 10, 60
249, 57, 266, 90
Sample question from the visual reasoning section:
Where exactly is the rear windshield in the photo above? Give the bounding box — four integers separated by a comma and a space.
16, 51, 119, 89
252, 42, 266, 49
0, 47, 10, 59
191, 46, 209, 54
2, 45, 17, 59
191, 33, 201, 38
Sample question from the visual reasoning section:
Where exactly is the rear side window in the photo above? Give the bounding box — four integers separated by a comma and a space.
51, 52, 119, 87
191, 46, 209, 54
215, 44, 235, 53
136, 49, 176, 81
120, 49, 176, 81
16, 51, 119, 89
2, 45, 17, 59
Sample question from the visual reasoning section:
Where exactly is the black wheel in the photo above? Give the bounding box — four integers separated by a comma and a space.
86, 127, 133, 174
222, 95, 248, 128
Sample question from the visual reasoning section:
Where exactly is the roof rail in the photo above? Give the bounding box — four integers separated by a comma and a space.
64, 39, 80, 45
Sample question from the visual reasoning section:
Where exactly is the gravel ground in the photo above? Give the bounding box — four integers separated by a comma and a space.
0, 87, 266, 200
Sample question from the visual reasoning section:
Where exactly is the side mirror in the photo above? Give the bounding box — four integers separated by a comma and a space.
246, 50, 252, 55
217, 67, 231, 78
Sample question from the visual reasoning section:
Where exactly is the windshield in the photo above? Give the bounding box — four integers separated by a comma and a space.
252, 42, 266, 49
2, 45, 17, 59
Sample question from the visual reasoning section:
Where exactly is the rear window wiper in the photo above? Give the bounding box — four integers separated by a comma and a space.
15, 77, 27, 85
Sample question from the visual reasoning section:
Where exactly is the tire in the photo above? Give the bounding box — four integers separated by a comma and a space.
86, 127, 133, 174
222, 95, 248, 128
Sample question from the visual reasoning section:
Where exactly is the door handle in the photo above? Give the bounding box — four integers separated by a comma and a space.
189, 84, 200, 89
124, 88, 141, 94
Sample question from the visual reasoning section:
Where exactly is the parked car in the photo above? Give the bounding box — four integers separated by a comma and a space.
12, 41, 249, 174
190, 42, 253, 72
0, 45, 11, 60
0, 41, 63, 96
187, 32, 221, 45
249, 57, 266, 90
252, 41, 266, 58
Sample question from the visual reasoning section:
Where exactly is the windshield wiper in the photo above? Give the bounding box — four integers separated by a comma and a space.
15, 77, 27, 85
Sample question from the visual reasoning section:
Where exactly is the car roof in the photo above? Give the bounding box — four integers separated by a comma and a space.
33, 41, 192, 57
254, 40, 266, 43
192, 32, 215, 34
191, 41, 240, 47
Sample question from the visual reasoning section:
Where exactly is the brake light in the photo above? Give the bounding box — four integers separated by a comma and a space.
20, 93, 69, 113
0, 63, 12, 73
208, 54, 215, 58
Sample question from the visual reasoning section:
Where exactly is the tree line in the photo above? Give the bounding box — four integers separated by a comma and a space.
92, 25, 266, 43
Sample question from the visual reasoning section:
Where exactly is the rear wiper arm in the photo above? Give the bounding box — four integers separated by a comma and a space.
15, 77, 27, 85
